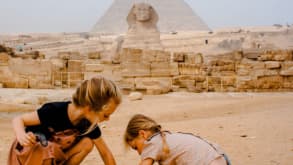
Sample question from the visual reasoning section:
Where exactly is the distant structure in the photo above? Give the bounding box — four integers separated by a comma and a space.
92, 0, 210, 34
122, 2, 162, 50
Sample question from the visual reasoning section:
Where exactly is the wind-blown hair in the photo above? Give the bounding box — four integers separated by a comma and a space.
72, 76, 122, 112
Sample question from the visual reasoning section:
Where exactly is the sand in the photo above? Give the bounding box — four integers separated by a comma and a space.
0, 89, 292, 165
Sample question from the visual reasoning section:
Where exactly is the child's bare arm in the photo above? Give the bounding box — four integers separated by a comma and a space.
12, 111, 41, 146
139, 158, 154, 165
94, 137, 116, 165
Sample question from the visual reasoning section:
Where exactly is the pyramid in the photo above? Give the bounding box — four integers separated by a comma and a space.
91, 0, 210, 34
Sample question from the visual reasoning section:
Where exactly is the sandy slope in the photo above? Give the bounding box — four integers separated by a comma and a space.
0, 90, 292, 165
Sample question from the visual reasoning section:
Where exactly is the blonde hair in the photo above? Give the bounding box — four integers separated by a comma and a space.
73, 76, 122, 134
73, 76, 122, 112
124, 114, 169, 154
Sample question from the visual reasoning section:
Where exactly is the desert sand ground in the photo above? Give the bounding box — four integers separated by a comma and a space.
0, 89, 292, 165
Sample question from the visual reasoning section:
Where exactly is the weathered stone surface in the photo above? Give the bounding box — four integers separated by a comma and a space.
121, 62, 151, 77
85, 64, 104, 72
173, 52, 185, 62
280, 68, 293, 76
9, 59, 52, 76
151, 62, 171, 76
50, 58, 66, 71
222, 76, 236, 86
122, 3, 162, 50
88, 52, 101, 59
265, 61, 281, 69
236, 76, 255, 89
116, 78, 135, 90
5, 77, 29, 88
258, 53, 274, 61
255, 76, 283, 89
128, 92, 143, 101
29, 77, 53, 89
243, 49, 261, 59
120, 48, 143, 62
141, 50, 171, 63
0, 53, 9, 65
178, 64, 201, 75
135, 77, 172, 94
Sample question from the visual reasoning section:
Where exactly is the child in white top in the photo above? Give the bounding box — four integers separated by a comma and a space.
124, 114, 231, 165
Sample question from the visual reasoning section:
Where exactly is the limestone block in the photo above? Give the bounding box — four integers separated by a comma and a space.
173, 75, 195, 87
237, 69, 250, 76
170, 63, 179, 76
236, 76, 255, 89
252, 62, 265, 69
258, 53, 274, 61
68, 60, 84, 72
84, 72, 99, 80
207, 77, 221, 85
151, 62, 171, 77
155, 50, 171, 62
184, 53, 196, 64
120, 48, 143, 62
50, 59, 66, 71
280, 61, 293, 76
236, 63, 253, 70
0, 53, 9, 65
194, 53, 204, 64
58, 52, 71, 60
9, 59, 52, 77
58, 51, 85, 60
233, 51, 243, 61
29, 77, 53, 89
243, 49, 261, 60
142, 50, 170, 63
281, 61, 293, 70
85, 64, 104, 72
142, 49, 156, 62
128, 92, 143, 101
280, 68, 293, 76
116, 78, 135, 90
194, 75, 206, 82
88, 52, 101, 59
255, 76, 283, 89
219, 64, 235, 71
178, 64, 201, 75
121, 62, 151, 77
173, 52, 185, 62
68, 72, 84, 87
135, 77, 172, 94
0, 83, 3, 88
284, 76, 293, 88
222, 77, 236, 86
4, 77, 29, 88
264, 70, 279, 76
265, 61, 281, 69
273, 50, 293, 61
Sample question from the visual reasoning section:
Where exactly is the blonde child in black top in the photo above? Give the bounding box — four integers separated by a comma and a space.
8, 76, 122, 165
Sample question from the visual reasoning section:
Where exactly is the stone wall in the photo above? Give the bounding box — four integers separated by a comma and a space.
1, 45, 293, 94
118, 48, 293, 93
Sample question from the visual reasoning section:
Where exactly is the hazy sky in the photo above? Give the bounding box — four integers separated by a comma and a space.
0, 0, 292, 34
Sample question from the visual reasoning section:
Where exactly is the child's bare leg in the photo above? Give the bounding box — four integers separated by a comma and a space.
209, 156, 227, 165
64, 137, 94, 165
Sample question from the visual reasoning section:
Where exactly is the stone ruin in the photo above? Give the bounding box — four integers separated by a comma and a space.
111, 3, 162, 64
1, 43, 293, 94
1, 2, 293, 94
122, 3, 162, 50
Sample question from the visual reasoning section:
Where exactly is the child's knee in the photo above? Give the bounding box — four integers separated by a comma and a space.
79, 137, 94, 153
